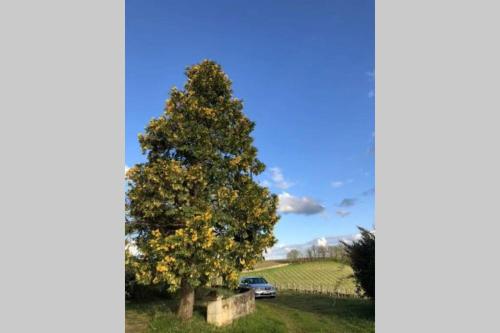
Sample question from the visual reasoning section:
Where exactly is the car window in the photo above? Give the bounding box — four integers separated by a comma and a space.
245, 277, 267, 284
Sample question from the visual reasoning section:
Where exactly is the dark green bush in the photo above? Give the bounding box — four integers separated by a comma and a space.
125, 267, 170, 300
342, 227, 375, 299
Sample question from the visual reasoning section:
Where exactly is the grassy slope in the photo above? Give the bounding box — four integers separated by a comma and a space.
242, 260, 357, 295
126, 292, 374, 333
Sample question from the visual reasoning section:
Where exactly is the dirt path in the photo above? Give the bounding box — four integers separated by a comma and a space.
243, 263, 290, 273
125, 310, 150, 333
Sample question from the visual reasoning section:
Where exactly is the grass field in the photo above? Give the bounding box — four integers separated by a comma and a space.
126, 291, 374, 333
242, 260, 357, 295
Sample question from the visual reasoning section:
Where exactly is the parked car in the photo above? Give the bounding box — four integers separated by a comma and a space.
239, 276, 277, 298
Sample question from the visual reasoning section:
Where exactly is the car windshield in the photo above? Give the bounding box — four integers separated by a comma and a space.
243, 277, 268, 284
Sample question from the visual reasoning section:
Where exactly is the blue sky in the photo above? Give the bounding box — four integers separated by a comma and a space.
126, 0, 374, 256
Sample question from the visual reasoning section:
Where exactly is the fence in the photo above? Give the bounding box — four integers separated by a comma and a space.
271, 281, 364, 299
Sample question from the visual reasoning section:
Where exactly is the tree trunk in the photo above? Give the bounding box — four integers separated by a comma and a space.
177, 280, 194, 320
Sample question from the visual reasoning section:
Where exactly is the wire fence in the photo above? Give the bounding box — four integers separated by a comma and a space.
271, 281, 365, 299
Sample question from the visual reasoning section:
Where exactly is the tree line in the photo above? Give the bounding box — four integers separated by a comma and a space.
286, 244, 349, 263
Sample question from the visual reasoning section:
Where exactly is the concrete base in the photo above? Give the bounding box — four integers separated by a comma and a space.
206, 289, 255, 327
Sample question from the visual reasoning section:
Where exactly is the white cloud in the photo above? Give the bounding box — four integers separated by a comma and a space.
316, 237, 327, 247
336, 210, 351, 218
337, 198, 357, 208
260, 180, 271, 187
278, 192, 325, 215
125, 165, 130, 174
331, 181, 344, 188
264, 243, 287, 259
263, 231, 374, 259
269, 167, 294, 189
341, 238, 353, 245
331, 179, 353, 188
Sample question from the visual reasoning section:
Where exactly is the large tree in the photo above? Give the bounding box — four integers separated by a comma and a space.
125, 60, 279, 320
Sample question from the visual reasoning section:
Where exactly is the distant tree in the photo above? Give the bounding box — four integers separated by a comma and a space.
306, 247, 314, 260
327, 245, 348, 263
341, 227, 375, 299
286, 249, 301, 261
327, 245, 337, 259
125, 60, 279, 320
311, 245, 319, 259
317, 245, 327, 259
304, 245, 325, 260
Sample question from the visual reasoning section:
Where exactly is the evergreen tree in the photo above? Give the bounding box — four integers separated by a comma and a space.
125, 60, 279, 319
342, 227, 375, 299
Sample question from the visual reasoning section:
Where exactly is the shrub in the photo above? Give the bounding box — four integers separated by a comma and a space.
342, 227, 375, 299
125, 266, 170, 300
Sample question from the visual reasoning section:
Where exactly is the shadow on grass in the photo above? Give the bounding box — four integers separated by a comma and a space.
126, 297, 210, 319
126, 298, 211, 333
126, 297, 209, 316
259, 291, 374, 322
